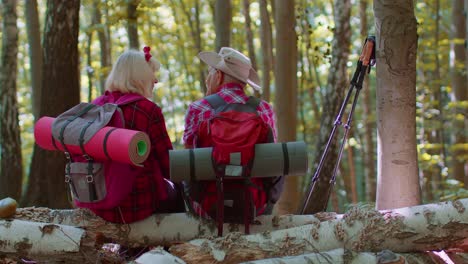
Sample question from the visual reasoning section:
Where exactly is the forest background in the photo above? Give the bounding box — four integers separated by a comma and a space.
0, 0, 467, 214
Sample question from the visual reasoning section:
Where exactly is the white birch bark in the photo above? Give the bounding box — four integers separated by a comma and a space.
169, 199, 468, 263
13, 207, 338, 247
0, 219, 95, 262
134, 247, 187, 264
240, 248, 439, 264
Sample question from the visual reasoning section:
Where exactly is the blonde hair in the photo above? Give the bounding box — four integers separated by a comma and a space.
105, 49, 160, 98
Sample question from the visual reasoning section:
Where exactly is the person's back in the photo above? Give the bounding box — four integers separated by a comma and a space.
183, 47, 284, 227
90, 48, 183, 223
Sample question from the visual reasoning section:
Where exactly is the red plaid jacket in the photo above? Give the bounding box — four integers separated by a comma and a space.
183, 83, 277, 147
90, 91, 174, 223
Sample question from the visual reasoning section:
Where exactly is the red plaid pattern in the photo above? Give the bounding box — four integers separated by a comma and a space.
183, 83, 277, 147
91, 91, 173, 223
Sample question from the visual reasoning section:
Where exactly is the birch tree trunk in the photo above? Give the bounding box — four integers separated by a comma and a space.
12, 208, 336, 247
241, 248, 444, 264
300, 0, 351, 214
25, 0, 43, 120
0, 0, 22, 202
3, 199, 467, 262
374, 0, 421, 209
274, 0, 299, 214
452, 0, 468, 185
170, 199, 468, 263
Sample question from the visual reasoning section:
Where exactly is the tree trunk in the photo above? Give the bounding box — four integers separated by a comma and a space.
25, 0, 43, 120
127, 0, 140, 49
374, 0, 421, 209
13, 207, 337, 247
4, 199, 467, 262
0, 219, 96, 263
94, 0, 111, 93
170, 199, 468, 264
0, 0, 22, 202
259, 0, 274, 101
300, 0, 351, 214
86, 31, 94, 102
23, 0, 81, 209
241, 248, 445, 264
215, 0, 231, 52
452, 0, 467, 185
242, 0, 260, 98
273, 0, 298, 214
360, 0, 377, 203
177, 0, 206, 94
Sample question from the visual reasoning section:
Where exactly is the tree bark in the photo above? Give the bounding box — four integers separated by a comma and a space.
12, 207, 338, 247
127, 0, 140, 49
215, 0, 231, 52
452, 0, 467, 185
242, 0, 260, 98
241, 248, 443, 264
300, 0, 351, 214
94, 0, 112, 93
0, 0, 22, 202
374, 0, 421, 209
0, 219, 96, 263
360, 0, 377, 203
23, 0, 81, 209
259, 0, 273, 101
3, 199, 467, 262
25, 0, 43, 120
170, 199, 468, 263
273, 0, 299, 214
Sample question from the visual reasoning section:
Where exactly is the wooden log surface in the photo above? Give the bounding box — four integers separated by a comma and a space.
169, 199, 468, 263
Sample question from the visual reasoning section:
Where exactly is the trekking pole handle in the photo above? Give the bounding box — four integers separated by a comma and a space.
359, 36, 376, 67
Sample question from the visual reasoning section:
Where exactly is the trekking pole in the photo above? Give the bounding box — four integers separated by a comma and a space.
300, 36, 376, 214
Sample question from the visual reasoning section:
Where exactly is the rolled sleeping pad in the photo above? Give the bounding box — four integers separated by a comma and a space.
34, 116, 151, 165
169, 141, 308, 182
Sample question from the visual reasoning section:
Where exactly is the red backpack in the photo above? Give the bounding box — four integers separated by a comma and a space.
186, 94, 283, 235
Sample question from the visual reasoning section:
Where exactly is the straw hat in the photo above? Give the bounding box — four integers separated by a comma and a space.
197, 47, 261, 91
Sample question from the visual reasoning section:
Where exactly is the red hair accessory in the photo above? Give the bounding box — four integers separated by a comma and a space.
143, 46, 152, 62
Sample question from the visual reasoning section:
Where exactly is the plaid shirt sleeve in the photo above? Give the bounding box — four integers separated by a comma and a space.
258, 101, 278, 142
183, 100, 213, 148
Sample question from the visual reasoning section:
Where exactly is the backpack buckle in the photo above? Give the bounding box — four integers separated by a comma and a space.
65, 175, 71, 183
64, 152, 71, 160
83, 154, 92, 161
86, 175, 94, 183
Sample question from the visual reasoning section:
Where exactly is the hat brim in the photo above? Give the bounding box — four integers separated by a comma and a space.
197, 51, 262, 91
197, 51, 222, 69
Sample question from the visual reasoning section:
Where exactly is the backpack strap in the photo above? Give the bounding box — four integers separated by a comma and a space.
204, 94, 227, 111
245, 96, 261, 109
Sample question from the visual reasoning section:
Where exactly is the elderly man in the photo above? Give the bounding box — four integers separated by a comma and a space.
183, 47, 277, 147
182, 47, 283, 231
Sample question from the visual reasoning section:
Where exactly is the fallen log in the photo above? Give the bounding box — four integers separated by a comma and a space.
239, 248, 444, 264
12, 207, 338, 247
169, 199, 468, 263
0, 219, 96, 263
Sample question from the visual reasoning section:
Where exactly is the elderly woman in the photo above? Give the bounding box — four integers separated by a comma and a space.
88, 47, 183, 223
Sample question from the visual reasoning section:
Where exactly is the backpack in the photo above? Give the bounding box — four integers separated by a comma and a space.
185, 94, 284, 235
51, 93, 145, 210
